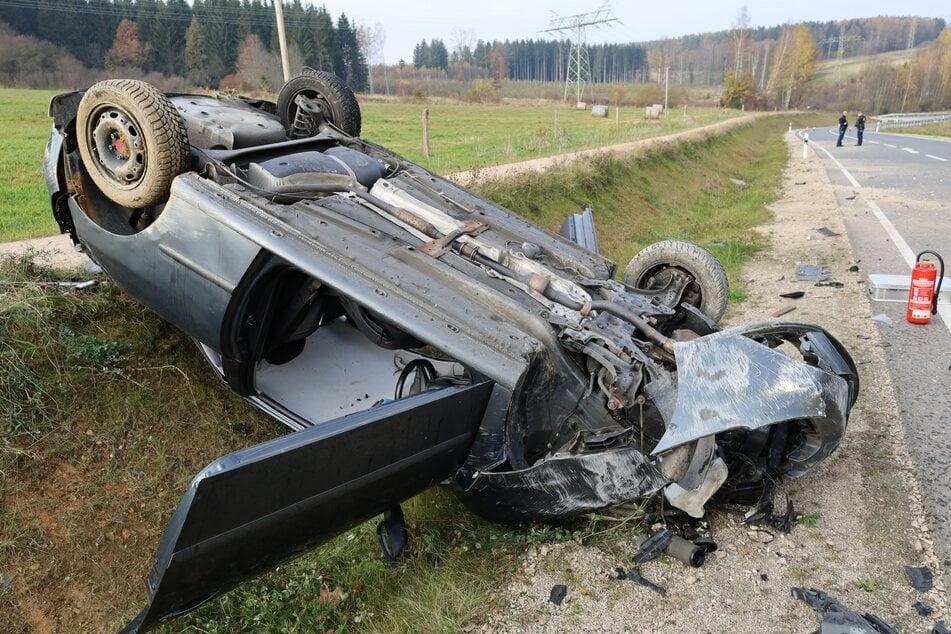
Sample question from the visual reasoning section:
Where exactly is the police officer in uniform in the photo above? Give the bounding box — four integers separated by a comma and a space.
855, 112, 866, 146
836, 111, 848, 147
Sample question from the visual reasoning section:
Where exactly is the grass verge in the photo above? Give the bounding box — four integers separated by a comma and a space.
2, 114, 793, 633
886, 121, 951, 138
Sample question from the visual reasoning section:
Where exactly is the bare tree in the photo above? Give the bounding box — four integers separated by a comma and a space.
731, 6, 751, 75
357, 22, 387, 94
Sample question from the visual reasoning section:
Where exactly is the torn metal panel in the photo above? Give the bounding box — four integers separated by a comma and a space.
456, 447, 668, 522
653, 326, 850, 464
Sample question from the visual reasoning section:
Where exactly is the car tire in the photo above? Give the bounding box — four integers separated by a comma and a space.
277, 69, 362, 138
623, 239, 729, 321
76, 79, 187, 209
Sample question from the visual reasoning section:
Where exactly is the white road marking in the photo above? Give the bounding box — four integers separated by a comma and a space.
812, 137, 951, 335
814, 144, 861, 188
902, 147, 920, 154
926, 154, 948, 162
868, 140, 880, 144
884, 143, 897, 148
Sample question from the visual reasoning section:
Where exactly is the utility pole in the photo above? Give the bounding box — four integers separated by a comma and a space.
664, 66, 669, 120
541, 2, 620, 106
274, 0, 291, 82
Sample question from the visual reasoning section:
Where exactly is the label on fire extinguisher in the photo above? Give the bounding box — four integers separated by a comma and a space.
911, 309, 931, 320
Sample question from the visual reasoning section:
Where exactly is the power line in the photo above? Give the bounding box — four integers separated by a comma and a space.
541, 1, 620, 104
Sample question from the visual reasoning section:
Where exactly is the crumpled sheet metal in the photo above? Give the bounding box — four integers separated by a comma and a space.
652, 327, 850, 456
457, 446, 668, 522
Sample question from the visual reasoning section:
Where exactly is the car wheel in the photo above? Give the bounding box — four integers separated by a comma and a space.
76, 79, 187, 208
623, 239, 729, 321
277, 69, 362, 138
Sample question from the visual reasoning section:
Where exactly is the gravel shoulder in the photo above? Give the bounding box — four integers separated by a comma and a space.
483, 134, 948, 633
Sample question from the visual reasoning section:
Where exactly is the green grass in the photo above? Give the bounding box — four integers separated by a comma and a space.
811, 48, 918, 86
361, 99, 741, 175
890, 121, 951, 138
0, 86, 739, 242
0, 88, 61, 241
1, 111, 793, 633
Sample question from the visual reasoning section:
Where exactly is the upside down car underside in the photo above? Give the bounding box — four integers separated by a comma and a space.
43, 72, 859, 632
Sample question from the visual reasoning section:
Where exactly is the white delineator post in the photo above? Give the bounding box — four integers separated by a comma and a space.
803, 131, 809, 159
788, 122, 793, 134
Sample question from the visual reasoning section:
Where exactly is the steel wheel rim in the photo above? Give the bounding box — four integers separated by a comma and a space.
87, 105, 146, 190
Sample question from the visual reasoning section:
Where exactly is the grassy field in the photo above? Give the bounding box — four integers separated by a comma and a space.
811, 48, 918, 85
0, 86, 740, 242
0, 112, 810, 633
889, 121, 951, 138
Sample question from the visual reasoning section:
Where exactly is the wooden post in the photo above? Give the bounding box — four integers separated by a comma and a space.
615, 106, 619, 131
422, 108, 430, 157
273, 0, 291, 82
554, 109, 559, 141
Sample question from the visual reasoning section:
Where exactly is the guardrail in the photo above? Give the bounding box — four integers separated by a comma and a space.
874, 112, 951, 131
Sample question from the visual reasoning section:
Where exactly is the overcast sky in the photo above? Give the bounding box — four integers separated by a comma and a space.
311, 1, 950, 63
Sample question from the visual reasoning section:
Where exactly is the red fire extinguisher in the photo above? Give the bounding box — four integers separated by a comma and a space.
906, 250, 944, 324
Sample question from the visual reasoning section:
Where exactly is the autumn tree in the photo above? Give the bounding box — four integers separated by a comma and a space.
105, 19, 151, 70
768, 24, 817, 108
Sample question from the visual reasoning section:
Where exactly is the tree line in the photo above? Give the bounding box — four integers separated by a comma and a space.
0, 0, 368, 90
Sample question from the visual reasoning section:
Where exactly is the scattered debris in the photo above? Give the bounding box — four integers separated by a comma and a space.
83, 260, 103, 274
871, 314, 894, 326
549, 584, 568, 605
792, 587, 899, 634
771, 305, 797, 318
633, 529, 673, 564
857, 334, 872, 340
848, 262, 861, 272
779, 291, 806, 299
707, 240, 728, 247
794, 181, 807, 185
816, 226, 841, 237
815, 281, 845, 288
730, 178, 747, 186
914, 601, 934, 617
934, 620, 950, 634
796, 264, 831, 281
615, 567, 667, 597
905, 566, 934, 592
845, 195, 857, 200
230, 422, 251, 436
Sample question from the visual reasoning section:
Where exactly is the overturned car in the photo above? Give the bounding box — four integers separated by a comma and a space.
43, 71, 859, 631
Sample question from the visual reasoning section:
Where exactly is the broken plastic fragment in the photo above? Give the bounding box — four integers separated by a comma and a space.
633, 529, 673, 564
779, 291, 806, 299
905, 566, 934, 592
914, 601, 933, 617
816, 226, 841, 237
796, 264, 831, 281
549, 584, 568, 605
615, 567, 667, 597
792, 587, 899, 634
871, 314, 894, 326
933, 620, 950, 634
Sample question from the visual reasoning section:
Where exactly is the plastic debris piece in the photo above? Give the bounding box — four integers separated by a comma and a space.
794, 181, 807, 185
849, 264, 861, 272
933, 620, 950, 634
792, 587, 899, 634
796, 264, 831, 281
616, 567, 667, 597
816, 226, 841, 237
845, 195, 857, 200
708, 240, 728, 247
780, 291, 806, 299
693, 536, 718, 554
871, 314, 894, 326
549, 584, 568, 605
857, 334, 871, 340
633, 529, 673, 565
730, 178, 747, 186
914, 601, 933, 617
815, 281, 844, 288
905, 566, 934, 592
771, 305, 797, 318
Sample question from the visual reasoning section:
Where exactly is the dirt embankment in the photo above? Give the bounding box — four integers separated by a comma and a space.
483, 135, 947, 633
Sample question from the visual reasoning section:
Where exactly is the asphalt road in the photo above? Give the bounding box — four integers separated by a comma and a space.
805, 125, 951, 568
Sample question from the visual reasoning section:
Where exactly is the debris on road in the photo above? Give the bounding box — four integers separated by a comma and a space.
548, 584, 568, 605
779, 290, 806, 299
796, 264, 831, 281
905, 566, 934, 592
792, 587, 899, 634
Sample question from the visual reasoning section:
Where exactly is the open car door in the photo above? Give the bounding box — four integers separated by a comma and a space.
122, 381, 494, 633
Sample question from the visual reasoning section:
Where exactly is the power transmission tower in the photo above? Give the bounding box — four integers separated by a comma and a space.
541, 2, 620, 105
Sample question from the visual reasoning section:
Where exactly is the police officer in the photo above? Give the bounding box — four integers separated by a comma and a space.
836, 111, 848, 147
855, 112, 866, 146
